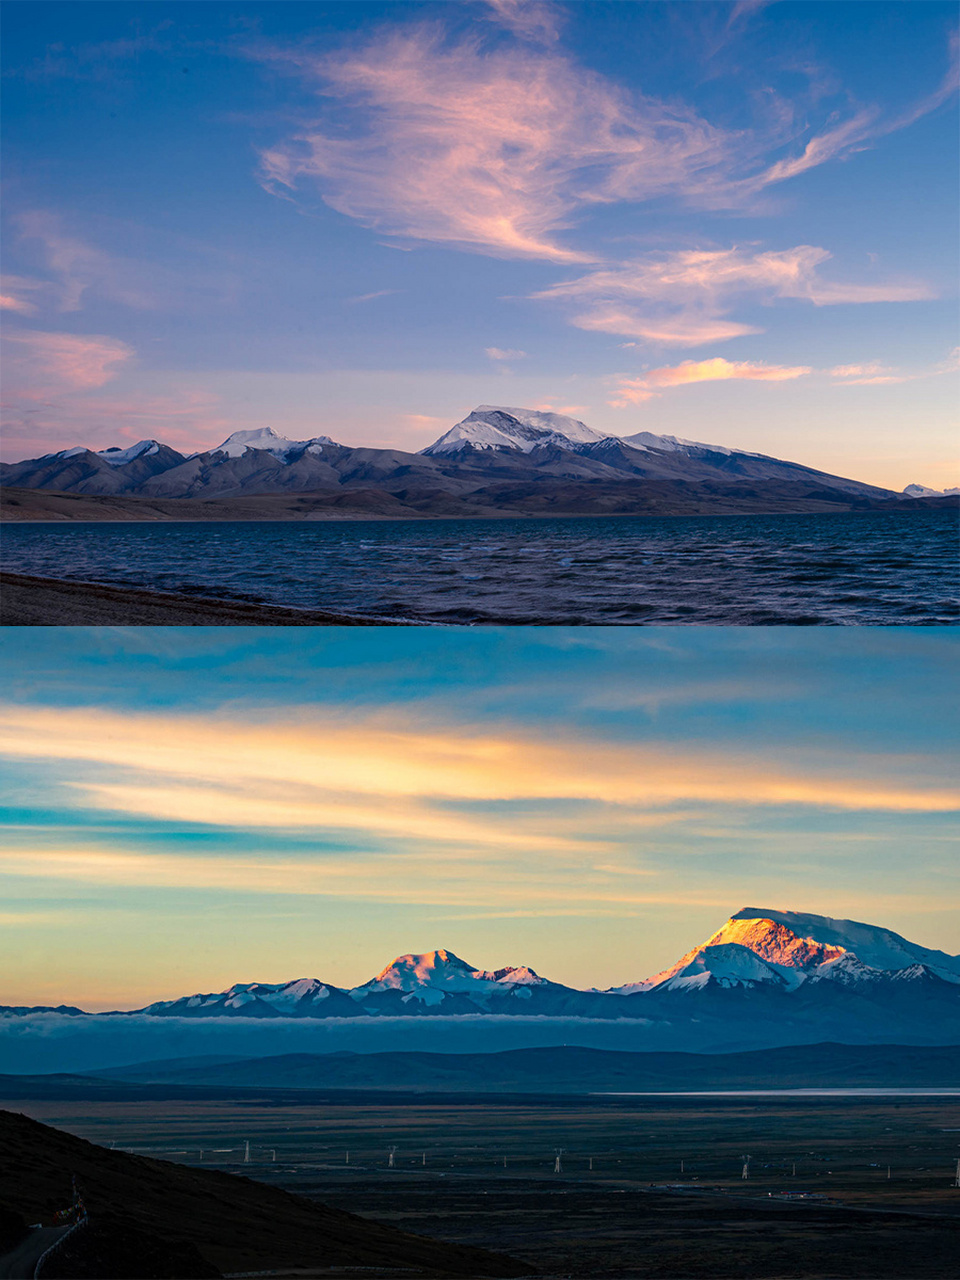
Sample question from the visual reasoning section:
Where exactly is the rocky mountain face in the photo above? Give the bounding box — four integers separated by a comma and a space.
1, 409, 906, 514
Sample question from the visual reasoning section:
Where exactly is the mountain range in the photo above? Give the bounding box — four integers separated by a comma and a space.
6, 909, 958, 1050
3, 407, 950, 519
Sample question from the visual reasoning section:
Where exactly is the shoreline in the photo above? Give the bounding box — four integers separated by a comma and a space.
2, 485, 956, 524
0, 572, 420, 627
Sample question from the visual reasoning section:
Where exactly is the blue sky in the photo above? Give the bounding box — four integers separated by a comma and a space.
0, 626, 956, 1009
1, 1, 957, 488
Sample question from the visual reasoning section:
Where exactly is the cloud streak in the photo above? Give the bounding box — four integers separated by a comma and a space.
484, 0, 563, 46
1, 330, 134, 393
611, 356, 811, 404
0, 706, 955, 825
535, 245, 933, 347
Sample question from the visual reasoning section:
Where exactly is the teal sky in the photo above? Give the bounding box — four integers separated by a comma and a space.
1, 1, 958, 488
0, 626, 956, 1010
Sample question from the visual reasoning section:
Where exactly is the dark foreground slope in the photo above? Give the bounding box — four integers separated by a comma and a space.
0, 1110, 531, 1278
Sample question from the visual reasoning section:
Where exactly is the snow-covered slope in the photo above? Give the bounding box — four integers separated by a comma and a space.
902, 483, 960, 497
421, 407, 608, 455
421, 407, 755, 458
621, 430, 764, 458
138, 978, 357, 1018
647, 943, 795, 992
614, 907, 960, 994
726, 908, 960, 981
208, 428, 338, 460
351, 949, 548, 1008
95, 440, 163, 465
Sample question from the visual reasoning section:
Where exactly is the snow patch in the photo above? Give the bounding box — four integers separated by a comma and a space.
209, 428, 339, 460
97, 440, 160, 465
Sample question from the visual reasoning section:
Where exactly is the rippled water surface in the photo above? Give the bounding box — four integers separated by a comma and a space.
3, 510, 956, 624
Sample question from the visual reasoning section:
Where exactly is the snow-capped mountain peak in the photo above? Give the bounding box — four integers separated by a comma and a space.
421, 406, 774, 461
727, 908, 960, 981
614, 907, 960, 994
48, 440, 164, 465
483, 965, 546, 986
96, 440, 162, 465
421, 406, 607, 456
210, 427, 338, 459
350, 949, 549, 1007
902, 483, 960, 497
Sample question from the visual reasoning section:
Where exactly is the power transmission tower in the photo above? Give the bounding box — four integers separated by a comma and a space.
954, 1159, 960, 1188
741, 1154, 751, 1180
554, 1149, 564, 1174
388, 1146, 397, 1169
244, 1140, 251, 1164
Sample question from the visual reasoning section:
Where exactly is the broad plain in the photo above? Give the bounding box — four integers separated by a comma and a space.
7, 1091, 959, 1278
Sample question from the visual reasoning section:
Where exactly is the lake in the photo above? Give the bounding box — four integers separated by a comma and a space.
3, 508, 956, 625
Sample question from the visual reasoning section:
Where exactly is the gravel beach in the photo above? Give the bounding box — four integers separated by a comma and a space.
0, 572, 410, 626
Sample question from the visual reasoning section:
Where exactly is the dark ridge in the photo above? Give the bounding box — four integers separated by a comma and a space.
0, 1109, 533, 1277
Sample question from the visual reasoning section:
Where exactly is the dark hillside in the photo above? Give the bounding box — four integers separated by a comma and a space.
0, 1110, 531, 1277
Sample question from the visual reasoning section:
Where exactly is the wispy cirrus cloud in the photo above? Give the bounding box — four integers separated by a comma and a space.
253, 25, 751, 264
486, 346, 527, 361
484, 0, 563, 46
0, 276, 49, 316
829, 347, 960, 386
535, 245, 933, 347
252, 20, 951, 264
16, 211, 159, 313
1, 329, 135, 393
610, 356, 811, 405
248, 13, 952, 352
0, 704, 955, 923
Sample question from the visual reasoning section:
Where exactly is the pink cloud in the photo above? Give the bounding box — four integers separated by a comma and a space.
829, 361, 904, 385
610, 356, 811, 405
252, 16, 957, 272
0, 294, 37, 316
2, 329, 134, 392
0, 328, 232, 460
254, 26, 745, 263
535, 245, 933, 347
0, 382, 230, 461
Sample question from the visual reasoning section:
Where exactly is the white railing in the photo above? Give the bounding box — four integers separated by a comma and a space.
33, 1212, 88, 1279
